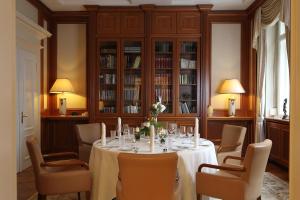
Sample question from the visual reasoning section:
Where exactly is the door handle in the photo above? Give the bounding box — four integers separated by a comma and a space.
21, 112, 28, 124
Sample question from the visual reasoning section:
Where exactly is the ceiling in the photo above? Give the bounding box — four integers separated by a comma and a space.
40, 0, 256, 11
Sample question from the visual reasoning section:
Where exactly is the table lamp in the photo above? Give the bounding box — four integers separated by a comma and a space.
50, 78, 74, 115
218, 79, 245, 117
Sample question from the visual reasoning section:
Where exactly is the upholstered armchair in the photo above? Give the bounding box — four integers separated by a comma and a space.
215, 124, 247, 164
26, 137, 92, 200
196, 139, 272, 200
116, 153, 180, 200
75, 123, 101, 163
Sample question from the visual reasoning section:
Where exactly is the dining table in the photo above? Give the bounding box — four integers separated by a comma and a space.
89, 135, 218, 200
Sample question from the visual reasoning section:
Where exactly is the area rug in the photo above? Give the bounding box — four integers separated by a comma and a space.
28, 172, 289, 200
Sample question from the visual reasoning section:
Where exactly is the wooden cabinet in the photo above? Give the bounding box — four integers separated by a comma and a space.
177, 12, 201, 34
207, 117, 254, 156
265, 118, 289, 168
97, 39, 145, 117
152, 12, 177, 34
97, 12, 121, 35
121, 12, 144, 35
152, 38, 200, 116
41, 116, 89, 154
98, 12, 144, 36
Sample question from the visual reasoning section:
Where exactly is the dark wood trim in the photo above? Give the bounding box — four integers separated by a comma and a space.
246, 0, 266, 16
48, 22, 57, 114
26, 0, 52, 19
52, 11, 89, 23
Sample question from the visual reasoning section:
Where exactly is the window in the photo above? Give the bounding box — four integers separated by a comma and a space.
265, 21, 290, 117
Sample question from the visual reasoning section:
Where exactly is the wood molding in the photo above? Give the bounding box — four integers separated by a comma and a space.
26, 0, 52, 19
52, 11, 89, 23
246, 0, 266, 16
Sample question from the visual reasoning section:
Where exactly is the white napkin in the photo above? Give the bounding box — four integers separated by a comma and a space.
194, 117, 199, 148
101, 123, 106, 146
150, 125, 155, 152
117, 117, 122, 137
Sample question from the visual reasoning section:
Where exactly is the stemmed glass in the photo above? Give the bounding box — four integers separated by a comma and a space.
168, 123, 177, 136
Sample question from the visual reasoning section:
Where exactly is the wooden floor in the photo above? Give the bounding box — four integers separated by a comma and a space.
17, 162, 289, 200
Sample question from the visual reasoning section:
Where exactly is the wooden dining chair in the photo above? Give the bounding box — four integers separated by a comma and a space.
116, 153, 180, 200
26, 136, 92, 200
215, 124, 247, 164
75, 123, 101, 163
196, 139, 272, 200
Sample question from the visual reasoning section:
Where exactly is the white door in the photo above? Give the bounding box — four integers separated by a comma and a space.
17, 48, 40, 172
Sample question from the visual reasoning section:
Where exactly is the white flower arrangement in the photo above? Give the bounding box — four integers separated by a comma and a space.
151, 101, 166, 117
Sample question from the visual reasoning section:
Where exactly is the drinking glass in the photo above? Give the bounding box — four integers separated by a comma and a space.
179, 126, 186, 137
186, 126, 194, 138
110, 130, 116, 140
122, 124, 130, 138
168, 123, 177, 135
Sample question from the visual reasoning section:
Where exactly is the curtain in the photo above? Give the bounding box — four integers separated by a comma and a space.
280, 0, 291, 66
252, 0, 291, 142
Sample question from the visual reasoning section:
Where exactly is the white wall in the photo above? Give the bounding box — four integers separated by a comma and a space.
57, 24, 87, 109
0, 1, 17, 199
16, 0, 38, 23
211, 23, 242, 109
290, 0, 300, 198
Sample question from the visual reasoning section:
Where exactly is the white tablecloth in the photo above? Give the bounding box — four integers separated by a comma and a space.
89, 137, 218, 200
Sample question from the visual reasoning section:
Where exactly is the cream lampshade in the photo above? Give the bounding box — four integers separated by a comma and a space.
218, 79, 245, 117
50, 78, 74, 115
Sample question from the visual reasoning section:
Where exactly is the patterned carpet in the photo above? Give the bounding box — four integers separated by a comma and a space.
28, 172, 289, 200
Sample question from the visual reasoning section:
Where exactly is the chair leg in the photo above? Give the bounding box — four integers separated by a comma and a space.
77, 192, 81, 200
38, 193, 46, 200
85, 191, 91, 200
257, 196, 262, 200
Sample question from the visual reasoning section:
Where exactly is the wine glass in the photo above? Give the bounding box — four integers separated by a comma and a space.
179, 126, 186, 137
168, 123, 177, 136
187, 126, 194, 138
122, 124, 130, 139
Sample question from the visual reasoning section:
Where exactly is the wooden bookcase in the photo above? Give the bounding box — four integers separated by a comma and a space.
85, 5, 205, 130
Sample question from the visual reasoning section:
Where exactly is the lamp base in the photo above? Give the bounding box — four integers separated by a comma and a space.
228, 98, 236, 117
59, 98, 67, 115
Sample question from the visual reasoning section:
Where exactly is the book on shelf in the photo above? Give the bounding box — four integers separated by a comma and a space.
100, 90, 115, 101
155, 74, 171, 85
100, 55, 116, 69
180, 58, 196, 69
155, 88, 171, 103
124, 46, 141, 53
179, 74, 196, 85
100, 73, 116, 84
101, 49, 116, 54
132, 56, 141, 69
180, 102, 190, 114
155, 56, 172, 68
124, 105, 140, 114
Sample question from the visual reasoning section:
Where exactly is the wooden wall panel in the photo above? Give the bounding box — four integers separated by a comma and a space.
151, 12, 177, 34
97, 12, 121, 35
177, 12, 201, 34
121, 12, 144, 35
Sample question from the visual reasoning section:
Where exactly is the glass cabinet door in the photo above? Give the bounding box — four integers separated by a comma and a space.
154, 40, 174, 114
122, 40, 143, 114
178, 41, 198, 114
99, 41, 118, 113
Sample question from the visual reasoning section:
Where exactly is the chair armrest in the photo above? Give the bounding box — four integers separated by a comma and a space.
223, 156, 244, 164
43, 152, 78, 160
198, 163, 245, 173
81, 141, 93, 146
40, 159, 89, 169
217, 143, 241, 153
211, 139, 221, 144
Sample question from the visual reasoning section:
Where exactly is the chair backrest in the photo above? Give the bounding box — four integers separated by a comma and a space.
241, 139, 272, 198
118, 153, 178, 200
220, 124, 247, 152
75, 123, 101, 144
26, 136, 45, 177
